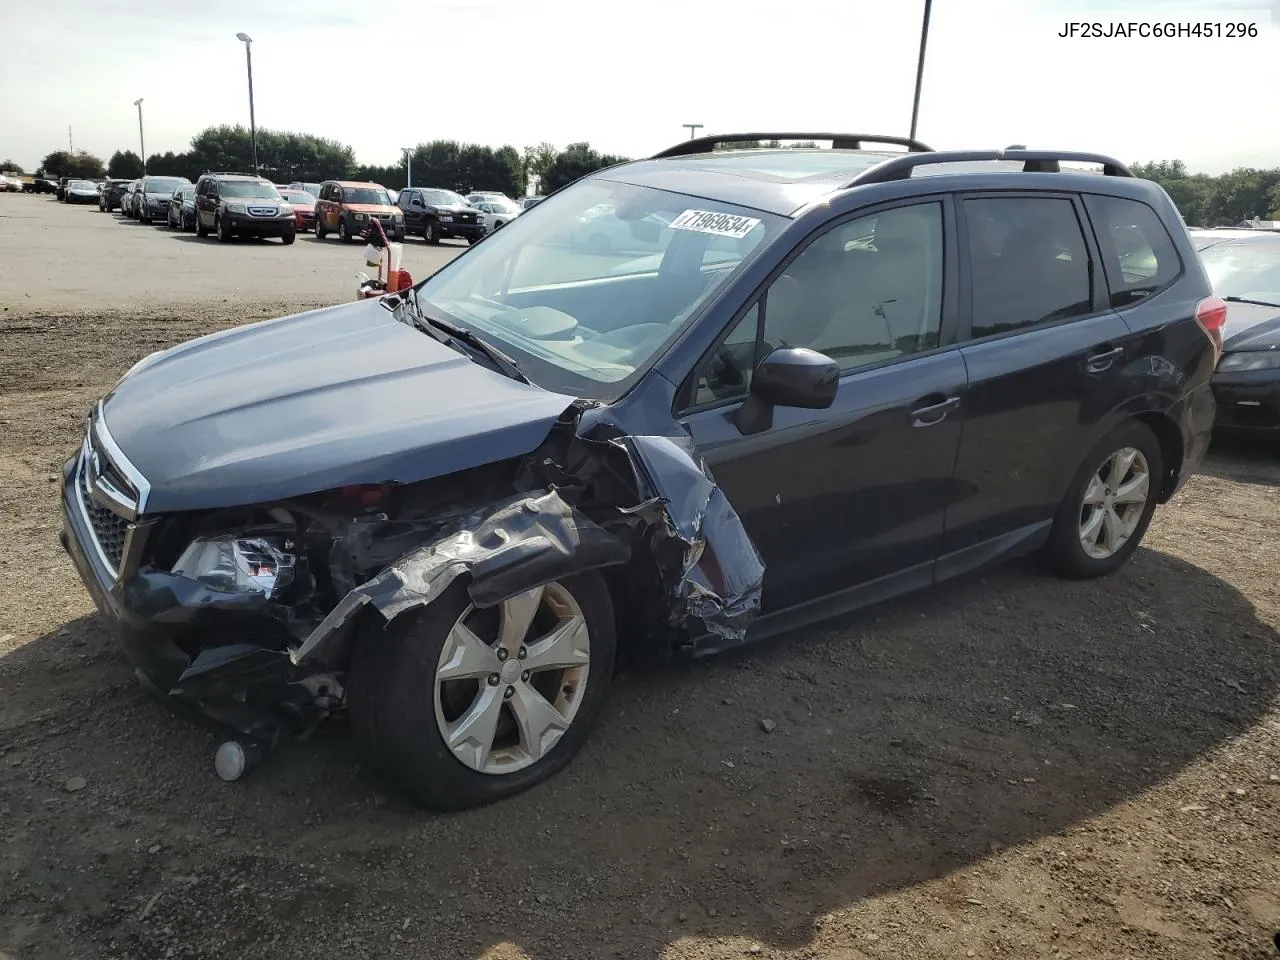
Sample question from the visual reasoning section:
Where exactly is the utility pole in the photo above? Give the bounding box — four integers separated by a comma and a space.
134, 99, 146, 175
682, 123, 703, 140
68, 126, 73, 152
236, 33, 258, 174
909, 0, 933, 140
403, 147, 412, 188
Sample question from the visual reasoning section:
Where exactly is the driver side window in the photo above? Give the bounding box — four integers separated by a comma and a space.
691, 202, 944, 407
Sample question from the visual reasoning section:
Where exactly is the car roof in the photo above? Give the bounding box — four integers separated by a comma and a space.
330, 180, 384, 187
592, 137, 1142, 218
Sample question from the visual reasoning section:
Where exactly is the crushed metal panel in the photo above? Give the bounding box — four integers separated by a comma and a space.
292, 489, 628, 665
613, 434, 764, 641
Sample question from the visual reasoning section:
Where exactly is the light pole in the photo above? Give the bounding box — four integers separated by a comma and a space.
682, 123, 703, 140
403, 147, 412, 189
133, 99, 145, 175
235, 33, 258, 174
908, 0, 933, 140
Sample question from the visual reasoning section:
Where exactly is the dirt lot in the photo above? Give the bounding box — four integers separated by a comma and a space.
2, 192, 1279, 960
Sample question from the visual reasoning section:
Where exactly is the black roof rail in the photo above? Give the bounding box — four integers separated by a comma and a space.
847, 149, 1133, 186
652, 132, 933, 159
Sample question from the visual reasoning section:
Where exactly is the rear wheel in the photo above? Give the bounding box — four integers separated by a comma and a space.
338, 217, 352, 243
315, 215, 327, 239
217, 214, 232, 243
348, 574, 616, 811
423, 220, 439, 245
1044, 420, 1163, 579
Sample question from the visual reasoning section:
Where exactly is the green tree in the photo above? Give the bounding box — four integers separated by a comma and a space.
0, 159, 24, 174
107, 150, 143, 178
523, 142, 558, 195
40, 149, 106, 178
1268, 182, 1280, 220
539, 142, 629, 194
186, 125, 355, 183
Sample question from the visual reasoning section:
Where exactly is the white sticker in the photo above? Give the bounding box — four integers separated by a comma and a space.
670, 209, 761, 240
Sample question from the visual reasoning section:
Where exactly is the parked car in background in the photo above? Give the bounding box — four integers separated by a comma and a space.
166, 184, 198, 231
465, 191, 514, 207
1188, 228, 1260, 251
119, 180, 142, 218
98, 179, 132, 212
277, 188, 317, 232
520, 196, 545, 209
63, 179, 101, 204
137, 176, 192, 224
473, 195, 524, 233
288, 181, 323, 198
57, 134, 1220, 812
194, 172, 296, 244
1195, 231, 1280, 441
314, 180, 404, 243
396, 186, 484, 244
0, 174, 21, 192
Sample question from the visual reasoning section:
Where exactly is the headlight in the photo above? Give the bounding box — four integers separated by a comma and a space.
226, 203, 246, 214
278, 202, 293, 215
393, 211, 403, 221
172, 535, 295, 598
353, 212, 366, 221
1218, 350, 1280, 372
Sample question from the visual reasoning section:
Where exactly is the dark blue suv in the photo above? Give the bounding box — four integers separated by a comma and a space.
60, 133, 1223, 810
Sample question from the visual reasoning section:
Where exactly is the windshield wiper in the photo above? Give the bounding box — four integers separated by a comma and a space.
398, 290, 530, 383
1224, 296, 1280, 308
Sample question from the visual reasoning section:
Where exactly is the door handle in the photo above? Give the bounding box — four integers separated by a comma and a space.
910, 395, 961, 427
1086, 345, 1124, 373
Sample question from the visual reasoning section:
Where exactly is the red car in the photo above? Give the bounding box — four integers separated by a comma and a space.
278, 188, 317, 232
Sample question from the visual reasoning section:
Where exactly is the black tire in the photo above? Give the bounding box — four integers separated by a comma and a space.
393, 228, 405, 242
281, 227, 296, 245
423, 219, 439, 245
1043, 420, 1163, 579
217, 214, 232, 243
348, 573, 617, 811
467, 235, 481, 245
338, 217, 352, 243
315, 215, 327, 239
196, 215, 209, 238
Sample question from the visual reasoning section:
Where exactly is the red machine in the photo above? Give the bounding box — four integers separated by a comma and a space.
356, 217, 413, 299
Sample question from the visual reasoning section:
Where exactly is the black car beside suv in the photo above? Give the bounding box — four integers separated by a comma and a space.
59, 133, 1220, 812
193, 172, 296, 244
396, 187, 485, 244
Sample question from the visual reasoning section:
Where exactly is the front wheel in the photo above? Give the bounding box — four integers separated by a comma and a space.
338, 217, 352, 243
1044, 420, 1163, 579
348, 573, 616, 811
281, 227, 296, 245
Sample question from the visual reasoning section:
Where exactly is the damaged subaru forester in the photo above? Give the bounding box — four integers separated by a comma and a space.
61, 134, 1222, 810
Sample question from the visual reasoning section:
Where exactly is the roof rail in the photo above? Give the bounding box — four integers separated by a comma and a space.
652, 132, 933, 159
848, 149, 1133, 186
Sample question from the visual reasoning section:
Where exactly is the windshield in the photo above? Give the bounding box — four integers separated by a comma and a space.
415, 180, 779, 400
70, 180, 95, 189
344, 186, 390, 205
1200, 239, 1280, 306
280, 190, 314, 203
145, 177, 184, 193
423, 189, 467, 207
220, 180, 279, 198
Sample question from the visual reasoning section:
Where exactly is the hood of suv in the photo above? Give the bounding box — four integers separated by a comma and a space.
342, 203, 396, 216
100, 299, 576, 513
222, 195, 281, 207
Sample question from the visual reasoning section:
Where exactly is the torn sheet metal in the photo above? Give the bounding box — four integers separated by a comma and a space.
292, 488, 629, 665
611, 433, 764, 641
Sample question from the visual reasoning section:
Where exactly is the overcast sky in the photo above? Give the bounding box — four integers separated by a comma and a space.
1, 0, 1277, 176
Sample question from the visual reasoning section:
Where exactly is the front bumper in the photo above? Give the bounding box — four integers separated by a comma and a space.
59, 451, 309, 739
1212, 369, 1280, 433
438, 219, 484, 239
224, 214, 295, 236
294, 210, 316, 229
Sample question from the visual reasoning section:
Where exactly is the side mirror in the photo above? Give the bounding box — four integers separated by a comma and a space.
629, 219, 661, 243
733, 346, 839, 435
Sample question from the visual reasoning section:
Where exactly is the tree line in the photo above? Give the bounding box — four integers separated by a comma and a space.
31, 126, 629, 197
1129, 161, 1280, 225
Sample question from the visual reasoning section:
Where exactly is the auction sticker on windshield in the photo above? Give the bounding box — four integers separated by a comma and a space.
670, 209, 761, 240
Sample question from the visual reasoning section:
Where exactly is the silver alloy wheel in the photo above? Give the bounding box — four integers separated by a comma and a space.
433, 582, 590, 776
1078, 446, 1150, 560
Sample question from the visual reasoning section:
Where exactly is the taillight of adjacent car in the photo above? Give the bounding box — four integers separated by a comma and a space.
1195, 296, 1227, 365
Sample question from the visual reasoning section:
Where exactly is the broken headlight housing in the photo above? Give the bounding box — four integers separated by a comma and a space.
172, 535, 295, 599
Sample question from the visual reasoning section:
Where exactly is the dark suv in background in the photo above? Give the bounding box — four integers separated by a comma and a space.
397, 187, 485, 244
98, 179, 132, 213
59, 133, 1220, 812
137, 175, 192, 224
193, 173, 297, 244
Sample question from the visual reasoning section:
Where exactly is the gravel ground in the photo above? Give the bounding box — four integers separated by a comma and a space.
2, 192, 1279, 960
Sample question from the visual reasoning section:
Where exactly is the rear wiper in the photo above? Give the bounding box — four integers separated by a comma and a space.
1224, 296, 1280, 308
399, 291, 530, 384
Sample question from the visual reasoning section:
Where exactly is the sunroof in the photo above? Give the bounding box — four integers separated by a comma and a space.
683, 149, 893, 181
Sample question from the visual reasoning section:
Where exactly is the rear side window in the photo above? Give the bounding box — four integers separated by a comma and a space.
1083, 194, 1181, 306
963, 196, 1093, 338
